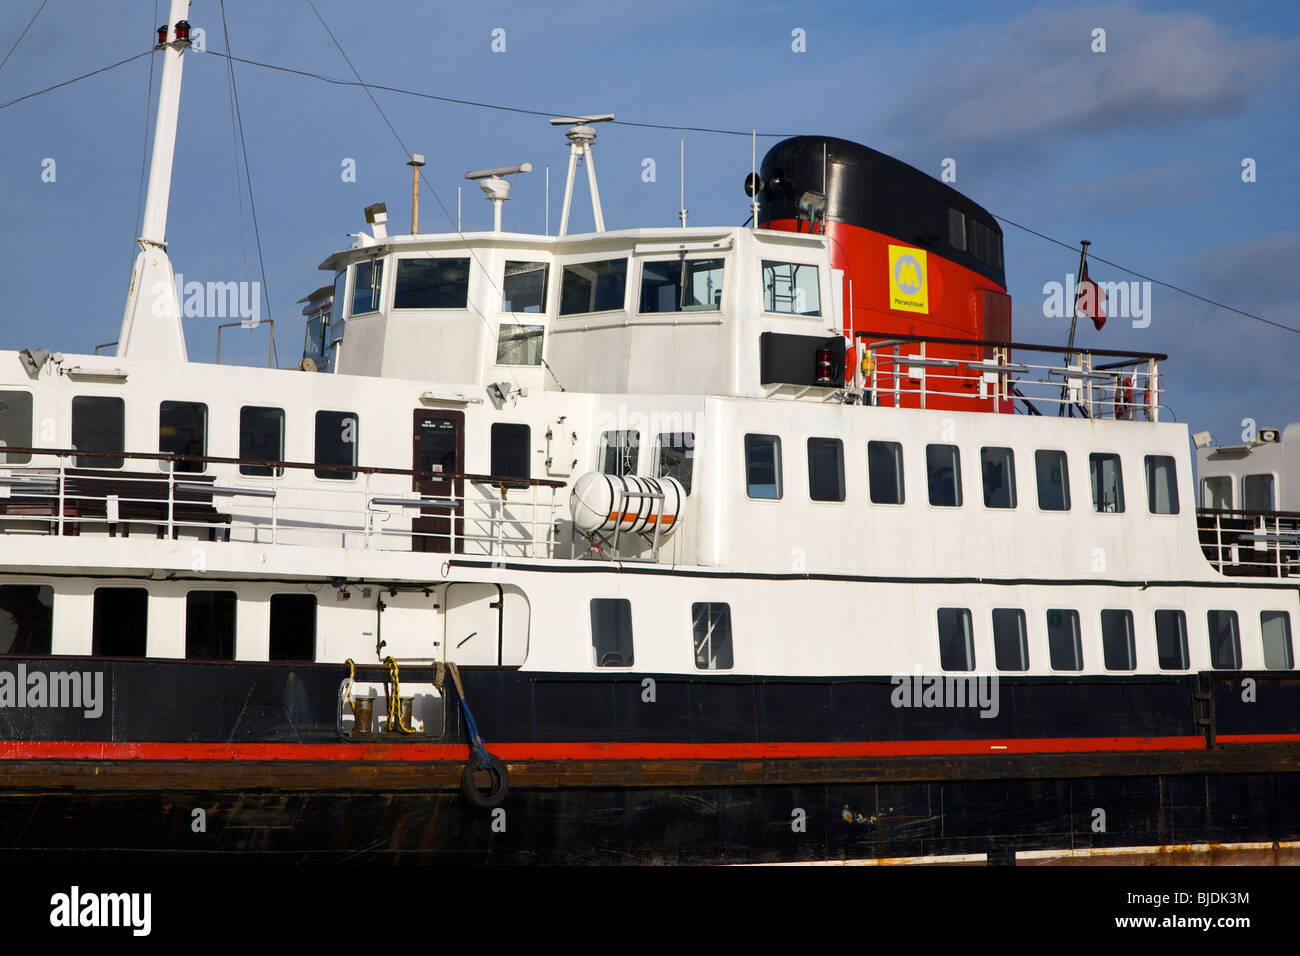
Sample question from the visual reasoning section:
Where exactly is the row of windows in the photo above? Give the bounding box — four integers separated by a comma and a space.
1201, 473, 1277, 511
0, 584, 316, 661
937, 607, 1294, 672
590, 598, 733, 669
742, 433, 1180, 515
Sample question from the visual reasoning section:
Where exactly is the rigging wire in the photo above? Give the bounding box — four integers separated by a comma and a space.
0, 50, 151, 110
0, 0, 49, 75
131, 0, 160, 273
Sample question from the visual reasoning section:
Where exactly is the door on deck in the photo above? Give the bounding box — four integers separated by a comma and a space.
412, 410, 464, 553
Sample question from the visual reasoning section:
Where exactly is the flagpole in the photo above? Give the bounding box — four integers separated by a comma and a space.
1059, 239, 1090, 417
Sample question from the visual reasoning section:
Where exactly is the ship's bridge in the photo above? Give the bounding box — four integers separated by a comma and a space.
315, 225, 844, 399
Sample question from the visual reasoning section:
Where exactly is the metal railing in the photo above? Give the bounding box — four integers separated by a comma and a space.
0, 446, 566, 557
1196, 508, 1300, 578
856, 331, 1167, 421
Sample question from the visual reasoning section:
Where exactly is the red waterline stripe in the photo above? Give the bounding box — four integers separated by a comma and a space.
0, 734, 1256, 762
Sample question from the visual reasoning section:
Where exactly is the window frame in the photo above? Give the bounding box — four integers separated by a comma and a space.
1100, 609, 1137, 672
71, 395, 126, 470
590, 597, 634, 668
489, 422, 531, 484
690, 601, 734, 671
598, 430, 640, 478
558, 257, 629, 316
1034, 449, 1071, 512
238, 405, 285, 478
91, 586, 149, 658
937, 607, 975, 672
806, 436, 845, 503
392, 256, 472, 311
1088, 451, 1126, 514
158, 400, 208, 474
925, 443, 963, 508
992, 608, 1029, 672
653, 432, 695, 495
759, 260, 822, 317
636, 255, 726, 315
979, 445, 1017, 510
743, 433, 783, 501
1154, 609, 1190, 671
867, 439, 905, 506
313, 409, 360, 481
1242, 473, 1276, 512
1144, 454, 1179, 515
350, 257, 384, 317
268, 593, 317, 663
0, 389, 34, 465
184, 588, 238, 662
1206, 609, 1242, 670
1261, 610, 1295, 671
1046, 608, 1083, 672
501, 260, 550, 315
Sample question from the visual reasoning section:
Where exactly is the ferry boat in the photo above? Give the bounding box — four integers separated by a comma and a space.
1, 2, 1298, 864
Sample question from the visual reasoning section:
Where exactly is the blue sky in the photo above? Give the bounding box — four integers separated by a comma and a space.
0, 0, 1296, 443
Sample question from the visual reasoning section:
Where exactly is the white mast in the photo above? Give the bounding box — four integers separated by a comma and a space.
117, 0, 192, 363
551, 114, 612, 236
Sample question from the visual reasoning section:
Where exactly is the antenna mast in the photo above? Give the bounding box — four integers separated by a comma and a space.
550, 114, 613, 236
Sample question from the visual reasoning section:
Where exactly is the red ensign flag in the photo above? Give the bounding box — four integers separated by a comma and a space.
1076, 260, 1106, 330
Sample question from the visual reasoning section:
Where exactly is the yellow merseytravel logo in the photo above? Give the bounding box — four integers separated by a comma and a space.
888, 245, 929, 314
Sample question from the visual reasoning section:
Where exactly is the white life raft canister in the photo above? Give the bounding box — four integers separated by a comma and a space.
569, 473, 685, 538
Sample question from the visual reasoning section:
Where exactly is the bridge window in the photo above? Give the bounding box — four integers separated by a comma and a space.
1243, 474, 1275, 511
351, 258, 382, 316
599, 430, 639, 477
1145, 455, 1179, 514
1155, 610, 1189, 670
503, 261, 549, 313
496, 323, 544, 365
1046, 609, 1082, 671
490, 423, 530, 482
692, 602, 733, 670
71, 396, 125, 469
1200, 476, 1232, 510
560, 258, 627, 315
394, 257, 470, 309
1207, 610, 1241, 670
937, 608, 974, 671
185, 590, 236, 661
654, 433, 694, 494
0, 390, 33, 464
1089, 453, 1124, 513
239, 406, 284, 477
981, 446, 1016, 509
590, 598, 633, 667
92, 587, 148, 657
744, 434, 782, 500
968, 217, 1003, 270
0, 584, 53, 655
992, 608, 1028, 671
926, 444, 962, 507
159, 401, 207, 473
761, 261, 820, 316
948, 208, 966, 251
639, 257, 725, 313
314, 411, 358, 480
1101, 609, 1136, 671
867, 440, 904, 505
1034, 449, 1070, 511
269, 594, 316, 662
807, 437, 845, 502
1261, 611, 1294, 670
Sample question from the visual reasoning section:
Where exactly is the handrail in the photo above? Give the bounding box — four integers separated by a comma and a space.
0, 445, 568, 489
855, 329, 1168, 362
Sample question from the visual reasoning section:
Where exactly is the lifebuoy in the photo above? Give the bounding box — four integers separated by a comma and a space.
1114, 376, 1133, 420
460, 754, 509, 810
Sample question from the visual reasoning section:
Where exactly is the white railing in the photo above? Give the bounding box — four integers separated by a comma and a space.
1197, 509, 1300, 578
858, 331, 1167, 421
0, 447, 565, 558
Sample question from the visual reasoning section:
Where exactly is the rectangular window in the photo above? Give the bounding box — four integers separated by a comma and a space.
1261, 611, 1294, 670
807, 437, 845, 502
269, 594, 316, 662
159, 401, 207, 473
502, 261, 549, 313
1034, 449, 1070, 511
981, 446, 1016, 509
1101, 609, 1136, 671
591, 598, 633, 667
867, 440, 904, 504
0, 390, 33, 464
744, 434, 782, 500
1145, 455, 1179, 514
490, 423, 530, 482
185, 590, 236, 661
1089, 453, 1125, 513
1207, 610, 1241, 670
394, 257, 470, 309
0, 584, 53, 655
968, 217, 1003, 270
560, 258, 627, 315
239, 406, 284, 477
926, 444, 962, 507
1200, 476, 1233, 510
92, 587, 148, 657
654, 433, 694, 495
1046, 609, 1082, 671
691, 602, 733, 670
350, 258, 382, 316
495, 323, 544, 365
761, 261, 821, 315
599, 430, 639, 477
71, 396, 125, 469
1243, 474, 1275, 511
937, 608, 974, 671
992, 608, 1028, 671
314, 410, 358, 480
947, 208, 967, 251
639, 257, 725, 313
1155, 610, 1189, 670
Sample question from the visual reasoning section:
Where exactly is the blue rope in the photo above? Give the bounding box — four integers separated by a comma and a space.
458, 696, 493, 770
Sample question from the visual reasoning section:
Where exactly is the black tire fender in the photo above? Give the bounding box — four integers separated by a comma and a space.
460, 754, 509, 810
